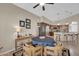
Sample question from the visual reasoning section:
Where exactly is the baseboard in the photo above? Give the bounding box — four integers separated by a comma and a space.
0, 48, 15, 56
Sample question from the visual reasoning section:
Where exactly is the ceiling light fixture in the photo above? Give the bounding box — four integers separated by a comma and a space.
33, 3, 54, 11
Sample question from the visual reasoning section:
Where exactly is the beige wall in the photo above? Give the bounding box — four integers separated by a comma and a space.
0, 3, 41, 54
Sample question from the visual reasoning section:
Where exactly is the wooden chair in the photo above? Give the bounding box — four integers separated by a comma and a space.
23, 45, 42, 56
44, 46, 58, 56
55, 44, 63, 56
23, 45, 32, 56
44, 43, 63, 56
32, 46, 42, 56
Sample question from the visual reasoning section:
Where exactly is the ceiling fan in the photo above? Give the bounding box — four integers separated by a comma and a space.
33, 3, 54, 11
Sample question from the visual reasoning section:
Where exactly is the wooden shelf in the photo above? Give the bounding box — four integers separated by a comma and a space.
16, 36, 31, 41
15, 36, 31, 51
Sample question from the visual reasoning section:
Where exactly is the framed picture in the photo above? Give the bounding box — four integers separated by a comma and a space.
26, 19, 31, 24
19, 19, 31, 29
26, 19, 31, 29
26, 24, 31, 29
19, 20, 25, 27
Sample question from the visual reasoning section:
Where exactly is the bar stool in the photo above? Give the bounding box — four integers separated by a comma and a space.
68, 33, 74, 43
64, 33, 68, 42
55, 34, 61, 42
64, 33, 73, 43
73, 33, 79, 43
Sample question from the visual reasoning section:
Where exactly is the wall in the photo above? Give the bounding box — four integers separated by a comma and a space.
0, 3, 41, 54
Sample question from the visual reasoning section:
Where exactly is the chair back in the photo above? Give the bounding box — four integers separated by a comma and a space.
23, 45, 32, 56
44, 44, 63, 56
55, 45, 63, 56
32, 46, 42, 56
44, 46, 58, 56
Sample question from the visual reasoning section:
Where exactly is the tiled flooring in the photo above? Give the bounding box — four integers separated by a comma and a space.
2, 41, 79, 56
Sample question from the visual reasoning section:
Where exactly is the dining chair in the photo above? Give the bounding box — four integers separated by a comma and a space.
44, 46, 58, 56
55, 44, 63, 56
23, 45, 32, 56
44, 43, 63, 56
32, 46, 43, 56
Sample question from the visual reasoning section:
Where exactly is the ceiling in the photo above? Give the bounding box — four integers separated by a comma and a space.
14, 3, 79, 22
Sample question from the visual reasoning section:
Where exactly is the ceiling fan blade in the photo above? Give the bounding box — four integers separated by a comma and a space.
33, 3, 40, 8
46, 3, 54, 5
42, 6, 45, 11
